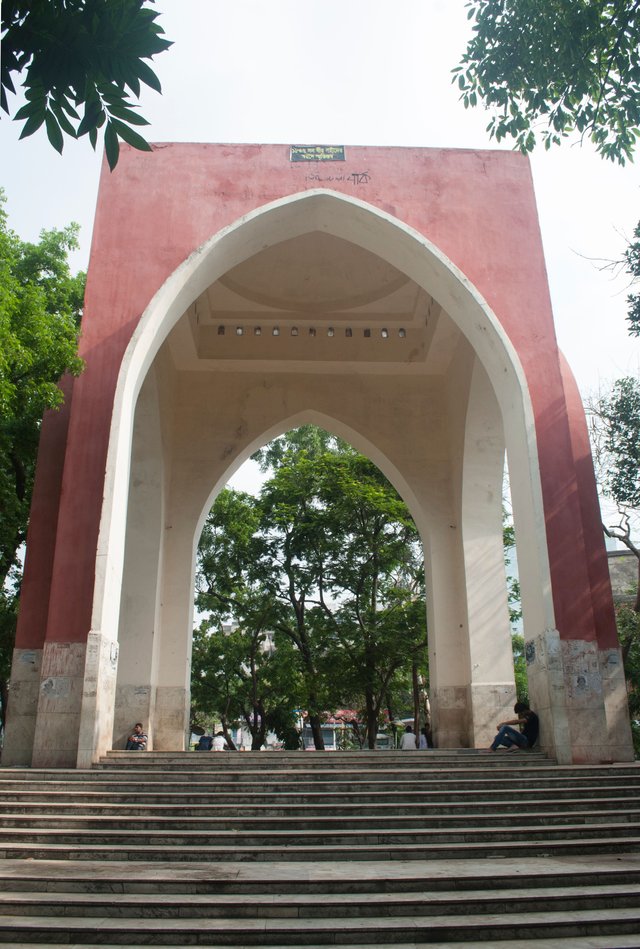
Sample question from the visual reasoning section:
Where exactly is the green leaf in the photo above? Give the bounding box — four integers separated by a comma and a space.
14, 99, 46, 121
77, 100, 103, 137
18, 111, 47, 139
109, 118, 152, 152
106, 102, 150, 127
133, 57, 162, 93
104, 122, 120, 171
44, 111, 64, 153
50, 102, 77, 139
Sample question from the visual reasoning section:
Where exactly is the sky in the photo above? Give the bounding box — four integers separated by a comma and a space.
2, 0, 639, 415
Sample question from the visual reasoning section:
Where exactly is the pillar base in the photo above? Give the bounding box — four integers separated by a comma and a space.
1, 647, 42, 766
113, 684, 155, 752
432, 686, 470, 748
30, 642, 87, 768
77, 631, 119, 768
525, 627, 634, 764
470, 682, 518, 749
154, 686, 189, 750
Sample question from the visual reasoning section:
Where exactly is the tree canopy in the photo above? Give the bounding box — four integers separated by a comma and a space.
1, 0, 172, 169
454, 0, 640, 163
193, 428, 429, 750
0, 190, 85, 729
587, 376, 640, 751
455, 1, 640, 334
587, 376, 640, 580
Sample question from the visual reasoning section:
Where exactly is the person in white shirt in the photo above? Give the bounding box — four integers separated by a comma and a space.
212, 732, 227, 751
400, 726, 417, 750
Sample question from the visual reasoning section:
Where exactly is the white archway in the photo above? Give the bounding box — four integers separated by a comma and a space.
87, 189, 553, 754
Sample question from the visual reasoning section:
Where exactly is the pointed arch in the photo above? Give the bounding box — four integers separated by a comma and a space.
90, 187, 551, 708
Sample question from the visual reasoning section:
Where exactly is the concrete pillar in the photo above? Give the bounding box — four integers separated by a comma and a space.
461, 362, 516, 747
112, 370, 166, 751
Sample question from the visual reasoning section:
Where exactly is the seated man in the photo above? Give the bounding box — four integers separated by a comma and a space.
125, 723, 148, 751
212, 732, 227, 751
490, 702, 538, 751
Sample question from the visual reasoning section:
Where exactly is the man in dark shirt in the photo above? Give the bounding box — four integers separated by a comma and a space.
490, 702, 539, 751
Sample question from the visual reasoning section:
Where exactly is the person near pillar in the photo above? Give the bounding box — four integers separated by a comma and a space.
489, 702, 538, 752
400, 726, 417, 749
125, 723, 148, 751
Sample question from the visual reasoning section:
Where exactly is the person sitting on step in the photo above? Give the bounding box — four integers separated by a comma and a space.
489, 702, 538, 752
125, 723, 148, 751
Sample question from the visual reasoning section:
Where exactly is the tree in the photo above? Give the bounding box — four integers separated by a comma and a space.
454, 0, 640, 163
587, 376, 640, 609
455, 1, 640, 333
624, 225, 640, 336
1, 0, 172, 169
0, 190, 84, 730
587, 376, 640, 750
193, 488, 307, 750
194, 428, 429, 750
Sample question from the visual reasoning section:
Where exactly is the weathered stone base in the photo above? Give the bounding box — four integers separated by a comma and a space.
1, 647, 42, 766
470, 682, 518, 749
432, 687, 470, 748
30, 642, 87, 768
154, 686, 189, 750
525, 628, 633, 764
599, 646, 634, 762
77, 631, 119, 768
113, 683, 155, 752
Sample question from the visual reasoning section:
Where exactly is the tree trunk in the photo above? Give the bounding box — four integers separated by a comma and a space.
308, 711, 325, 750
220, 718, 237, 751
365, 688, 378, 749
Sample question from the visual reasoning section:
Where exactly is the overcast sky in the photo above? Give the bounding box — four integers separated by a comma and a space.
2, 0, 639, 404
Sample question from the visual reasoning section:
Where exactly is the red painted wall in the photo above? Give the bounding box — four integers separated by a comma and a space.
24, 144, 612, 649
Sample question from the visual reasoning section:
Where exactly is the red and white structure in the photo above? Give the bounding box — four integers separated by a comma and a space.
3, 144, 632, 767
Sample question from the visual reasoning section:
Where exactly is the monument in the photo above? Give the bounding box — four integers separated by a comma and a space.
3, 143, 633, 767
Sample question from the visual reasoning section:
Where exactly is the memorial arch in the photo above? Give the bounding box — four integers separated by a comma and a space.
3, 144, 633, 767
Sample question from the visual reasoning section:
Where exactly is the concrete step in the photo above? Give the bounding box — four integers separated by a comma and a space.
2, 857, 636, 894
1, 754, 639, 943
2, 906, 640, 944
8, 942, 640, 949
3, 783, 640, 806
2, 881, 640, 918
3, 834, 640, 862
2, 806, 639, 830
2, 795, 639, 818
100, 748, 556, 773
2, 816, 640, 847
3, 769, 640, 790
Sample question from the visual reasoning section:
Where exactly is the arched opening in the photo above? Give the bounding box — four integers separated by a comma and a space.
96, 189, 546, 756
191, 424, 433, 753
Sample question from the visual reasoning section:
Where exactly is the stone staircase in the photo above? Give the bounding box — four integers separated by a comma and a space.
0, 749, 639, 946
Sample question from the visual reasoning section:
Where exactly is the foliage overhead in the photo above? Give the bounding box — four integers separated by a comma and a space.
624, 223, 640, 336
454, 0, 640, 164
0, 190, 85, 729
589, 377, 640, 513
1, 0, 172, 169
